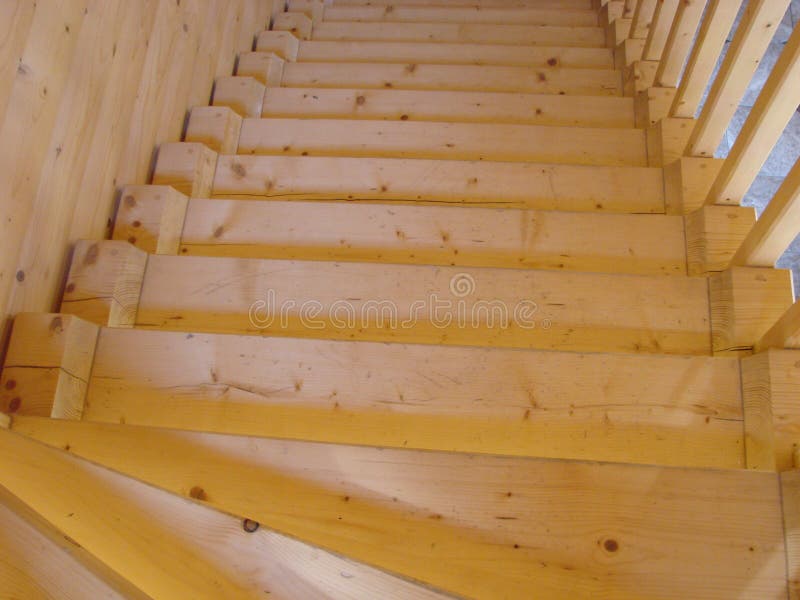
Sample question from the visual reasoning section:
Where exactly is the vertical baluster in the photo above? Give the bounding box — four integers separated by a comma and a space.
655, 0, 708, 87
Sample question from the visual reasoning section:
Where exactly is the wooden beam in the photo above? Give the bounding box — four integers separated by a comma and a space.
654, 0, 707, 87
237, 118, 648, 166
261, 87, 635, 128
82, 325, 742, 467
642, 0, 680, 61
646, 117, 696, 166
630, 0, 658, 38
273, 12, 313, 40
61, 241, 148, 328
663, 156, 724, 214
709, 266, 794, 355
0, 428, 448, 599
290, 40, 616, 69
178, 197, 686, 275
280, 62, 623, 96
332, 0, 594, 7
310, 22, 607, 47
211, 76, 265, 118
0, 313, 98, 419
287, 0, 324, 26
742, 349, 800, 470
705, 22, 800, 205
732, 158, 800, 267
151, 142, 217, 197
671, 0, 742, 118
686, 0, 792, 157
322, 5, 600, 26
255, 30, 300, 61
133, 254, 710, 355
184, 106, 242, 155
11, 418, 788, 599
781, 469, 800, 598
684, 204, 757, 275
211, 155, 666, 214
112, 185, 189, 255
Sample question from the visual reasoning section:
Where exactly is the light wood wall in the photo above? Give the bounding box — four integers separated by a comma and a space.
0, 0, 274, 356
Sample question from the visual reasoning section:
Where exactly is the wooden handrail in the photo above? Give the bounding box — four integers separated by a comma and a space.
684, 0, 791, 158
642, 0, 680, 61
655, 0, 708, 88
670, 0, 742, 118
731, 158, 800, 267
705, 22, 800, 205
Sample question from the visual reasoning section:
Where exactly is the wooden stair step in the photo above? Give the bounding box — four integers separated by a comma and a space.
237, 118, 647, 166
323, 5, 599, 27
332, 0, 594, 7
212, 155, 664, 214
62, 247, 710, 355
71, 326, 743, 468
9, 418, 787, 599
290, 39, 615, 68
0, 428, 449, 599
281, 62, 622, 96
311, 22, 606, 47
261, 87, 634, 128
162, 197, 686, 275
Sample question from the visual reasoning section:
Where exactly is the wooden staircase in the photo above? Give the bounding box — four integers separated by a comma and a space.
2, 0, 800, 597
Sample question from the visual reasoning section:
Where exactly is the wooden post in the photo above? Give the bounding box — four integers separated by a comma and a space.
255, 31, 300, 61
212, 76, 266, 118
0, 313, 98, 420
654, 0, 707, 87
61, 240, 148, 328
184, 106, 243, 154
273, 12, 313, 41
704, 23, 800, 205
671, 0, 741, 118
112, 185, 190, 255
709, 266, 794, 355
684, 205, 756, 275
732, 157, 800, 267
152, 142, 218, 197
237, 52, 285, 87
685, 0, 792, 157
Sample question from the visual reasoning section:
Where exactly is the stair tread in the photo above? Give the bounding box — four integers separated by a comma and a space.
261, 87, 634, 128
10, 418, 787, 600
120, 196, 685, 275
59, 249, 710, 355
211, 155, 664, 214
281, 61, 622, 96
311, 21, 606, 47
237, 118, 647, 166
0, 428, 449, 599
76, 326, 743, 468
290, 39, 615, 68
323, 5, 599, 26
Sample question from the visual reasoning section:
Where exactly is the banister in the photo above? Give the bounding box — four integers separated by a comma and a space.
655, 0, 708, 88
731, 158, 800, 268
670, 0, 742, 118
684, 0, 792, 158
705, 22, 800, 206
642, 0, 680, 61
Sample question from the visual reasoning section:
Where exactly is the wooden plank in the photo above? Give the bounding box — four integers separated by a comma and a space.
179, 198, 686, 275
684, 205, 756, 275
293, 39, 615, 68
237, 118, 648, 166
184, 106, 242, 154
332, 0, 595, 9
281, 62, 622, 96
782, 470, 800, 599
630, 0, 658, 38
686, 0, 792, 157
112, 185, 190, 255
705, 23, 800, 205
322, 5, 600, 26
671, 0, 741, 118
83, 326, 743, 467
12, 418, 788, 600
311, 22, 607, 47
0, 1, 36, 130
212, 155, 665, 213
642, 0, 680, 61
261, 87, 634, 128
134, 254, 710, 355
0, 427, 449, 599
742, 349, 800, 470
654, 0, 707, 87
732, 158, 800, 268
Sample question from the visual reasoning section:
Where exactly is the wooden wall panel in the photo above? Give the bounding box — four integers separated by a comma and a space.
0, 0, 272, 358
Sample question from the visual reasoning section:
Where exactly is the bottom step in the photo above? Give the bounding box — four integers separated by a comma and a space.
7, 418, 788, 600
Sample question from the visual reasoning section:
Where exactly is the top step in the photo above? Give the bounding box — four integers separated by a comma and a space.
323, 6, 600, 27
